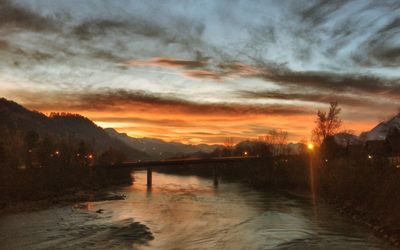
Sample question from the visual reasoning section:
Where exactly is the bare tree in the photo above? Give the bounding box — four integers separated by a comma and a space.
312, 101, 342, 146
259, 129, 288, 156
224, 137, 235, 148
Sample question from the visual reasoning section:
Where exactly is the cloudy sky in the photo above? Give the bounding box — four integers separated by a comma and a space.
1, 0, 399, 144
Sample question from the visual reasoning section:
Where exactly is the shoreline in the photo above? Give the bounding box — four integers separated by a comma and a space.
0, 186, 127, 217
244, 181, 400, 248
287, 188, 400, 247
325, 198, 400, 247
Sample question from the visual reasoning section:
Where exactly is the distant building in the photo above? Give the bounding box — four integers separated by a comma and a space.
364, 129, 400, 167
364, 140, 390, 158
386, 130, 400, 167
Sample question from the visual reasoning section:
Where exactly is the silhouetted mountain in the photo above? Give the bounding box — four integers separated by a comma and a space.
360, 114, 400, 141
105, 128, 219, 160
0, 98, 148, 160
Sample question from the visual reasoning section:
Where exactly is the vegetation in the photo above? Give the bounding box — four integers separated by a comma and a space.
312, 102, 400, 244
312, 101, 342, 146
0, 126, 131, 206
167, 102, 400, 244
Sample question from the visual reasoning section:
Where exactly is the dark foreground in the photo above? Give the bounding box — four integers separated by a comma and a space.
0, 171, 394, 250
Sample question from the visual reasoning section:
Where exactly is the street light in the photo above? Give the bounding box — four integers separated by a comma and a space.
307, 143, 314, 151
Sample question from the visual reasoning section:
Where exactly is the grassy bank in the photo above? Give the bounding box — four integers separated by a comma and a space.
0, 165, 132, 212
316, 158, 400, 246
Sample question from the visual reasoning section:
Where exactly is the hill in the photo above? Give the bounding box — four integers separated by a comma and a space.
0, 98, 148, 161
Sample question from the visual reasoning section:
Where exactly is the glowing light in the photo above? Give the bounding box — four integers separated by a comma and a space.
54, 150, 60, 156
87, 154, 94, 160
244, 151, 248, 156
368, 155, 372, 159
307, 143, 314, 150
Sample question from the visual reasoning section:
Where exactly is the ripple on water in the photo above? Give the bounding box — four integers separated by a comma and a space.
0, 171, 395, 250
0, 207, 154, 250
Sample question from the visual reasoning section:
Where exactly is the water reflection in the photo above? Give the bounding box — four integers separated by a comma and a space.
0, 170, 394, 250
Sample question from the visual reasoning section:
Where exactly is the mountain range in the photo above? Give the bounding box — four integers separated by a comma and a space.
0, 98, 219, 160
105, 128, 220, 160
0, 98, 148, 160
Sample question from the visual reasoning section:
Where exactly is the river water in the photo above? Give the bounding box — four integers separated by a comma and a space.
0, 171, 394, 249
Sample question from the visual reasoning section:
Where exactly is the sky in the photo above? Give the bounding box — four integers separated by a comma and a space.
0, 0, 399, 144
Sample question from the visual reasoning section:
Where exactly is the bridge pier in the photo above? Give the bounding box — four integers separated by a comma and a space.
213, 166, 219, 186
147, 167, 152, 188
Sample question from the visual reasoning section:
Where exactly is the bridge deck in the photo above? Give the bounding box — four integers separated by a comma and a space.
119, 156, 260, 169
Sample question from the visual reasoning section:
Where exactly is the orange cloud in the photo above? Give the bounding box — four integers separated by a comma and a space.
8, 88, 384, 145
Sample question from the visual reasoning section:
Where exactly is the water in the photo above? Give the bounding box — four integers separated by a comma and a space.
0, 171, 394, 250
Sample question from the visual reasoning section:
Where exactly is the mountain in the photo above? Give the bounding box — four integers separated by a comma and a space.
0, 98, 149, 160
105, 128, 220, 160
360, 114, 400, 141
333, 132, 360, 146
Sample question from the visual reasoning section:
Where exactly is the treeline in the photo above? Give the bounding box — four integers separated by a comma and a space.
310, 102, 400, 244
315, 137, 400, 243
0, 127, 131, 204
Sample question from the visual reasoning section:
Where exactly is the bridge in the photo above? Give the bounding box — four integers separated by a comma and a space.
118, 156, 261, 188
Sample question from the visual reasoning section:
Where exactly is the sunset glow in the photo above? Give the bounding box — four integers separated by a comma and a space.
0, 1, 399, 144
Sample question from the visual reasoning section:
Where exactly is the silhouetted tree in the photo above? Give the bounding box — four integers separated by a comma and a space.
259, 129, 289, 156
312, 102, 342, 146
319, 135, 344, 160
76, 141, 91, 167
37, 137, 54, 168
234, 141, 272, 158
24, 130, 39, 150
24, 130, 39, 168
97, 147, 126, 166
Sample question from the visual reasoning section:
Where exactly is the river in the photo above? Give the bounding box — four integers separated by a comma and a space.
0, 170, 394, 249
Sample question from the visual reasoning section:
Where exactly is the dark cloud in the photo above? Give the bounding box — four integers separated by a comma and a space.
300, 0, 350, 26
352, 17, 400, 67
236, 90, 396, 108
0, 0, 57, 32
91, 49, 125, 62
94, 116, 193, 128
71, 15, 205, 51
298, 0, 400, 68
252, 61, 400, 96
14, 89, 311, 117
72, 19, 168, 41
126, 55, 400, 95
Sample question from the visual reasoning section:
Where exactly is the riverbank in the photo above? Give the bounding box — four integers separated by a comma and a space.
323, 198, 400, 247
157, 158, 400, 248
0, 165, 133, 216
315, 158, 400, 248
0, 186, 127, 217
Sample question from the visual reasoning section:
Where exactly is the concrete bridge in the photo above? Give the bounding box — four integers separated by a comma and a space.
118, 156, 261, 187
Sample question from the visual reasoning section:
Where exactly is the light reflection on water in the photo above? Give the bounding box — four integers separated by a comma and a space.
0, 170, 394, 250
